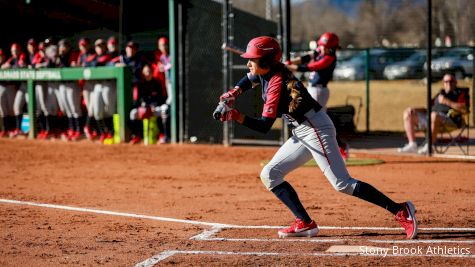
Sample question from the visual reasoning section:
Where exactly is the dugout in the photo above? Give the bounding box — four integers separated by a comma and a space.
171, 0, 280, 145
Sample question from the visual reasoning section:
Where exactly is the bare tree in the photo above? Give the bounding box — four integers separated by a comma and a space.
229, 0, 474, 48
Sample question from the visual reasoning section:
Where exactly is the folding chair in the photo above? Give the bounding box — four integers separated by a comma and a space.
433, 88, 470, 155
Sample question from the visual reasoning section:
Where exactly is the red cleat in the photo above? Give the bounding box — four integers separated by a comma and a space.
159, 133, 167, 144
84, 126, 97, 141
0, 131, 5, 138
129, 136, 142, 145
395, 201, 418, 239
70, 131, 82, 141
67, 129, 75, 138
38, 131, 51, 140
278, 218, 319, 238
9, 128, 22, 138
99, 132, 113, 143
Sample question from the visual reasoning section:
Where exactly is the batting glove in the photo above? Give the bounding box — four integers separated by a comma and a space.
220, 109, 241, 122
219, 88, 242, 105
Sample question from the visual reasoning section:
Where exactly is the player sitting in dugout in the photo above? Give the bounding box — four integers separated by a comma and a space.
128, 63, 168, 144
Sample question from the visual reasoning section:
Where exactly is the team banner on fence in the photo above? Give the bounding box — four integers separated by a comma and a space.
0, 67, 118, 81
0, 69, 62, 80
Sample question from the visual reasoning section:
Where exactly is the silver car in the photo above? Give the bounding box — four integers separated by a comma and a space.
428, 48, 473, 80
334, 49, 416, 80
383, 50, 447, 80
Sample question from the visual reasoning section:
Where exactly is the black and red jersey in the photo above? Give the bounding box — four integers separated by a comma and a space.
236, 63, 322, 133
297, 50, 336, 87
433, 87, 470, 115
58, 50, 78, 67
5, 53, 28, 68
135, 78, 166, 108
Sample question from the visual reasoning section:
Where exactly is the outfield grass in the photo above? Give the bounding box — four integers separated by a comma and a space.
326, 79, 473, 132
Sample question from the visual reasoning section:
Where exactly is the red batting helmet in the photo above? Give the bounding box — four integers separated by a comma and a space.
241, 36, 282, 63
317, 32, 340, 49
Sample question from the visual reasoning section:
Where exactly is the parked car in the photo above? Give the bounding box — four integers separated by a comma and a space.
334, 49, 416, 80
383, 50, 446, 80
426, 48, 473, 80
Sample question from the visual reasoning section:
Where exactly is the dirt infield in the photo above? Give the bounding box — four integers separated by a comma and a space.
1, 139, 474, 266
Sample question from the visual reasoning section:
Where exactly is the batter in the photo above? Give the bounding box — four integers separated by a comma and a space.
216, 36, 418, 239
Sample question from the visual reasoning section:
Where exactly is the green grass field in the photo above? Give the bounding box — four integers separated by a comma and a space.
326, 79, 473, 132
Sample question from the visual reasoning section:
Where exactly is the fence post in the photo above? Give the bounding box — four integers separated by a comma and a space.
365, 48, 370, 133
26, 79, 36, 139
116, 66, 132, 142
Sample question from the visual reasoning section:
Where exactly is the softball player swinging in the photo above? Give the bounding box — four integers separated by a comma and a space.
215, 36, 418, 239
286, 32, 349, 160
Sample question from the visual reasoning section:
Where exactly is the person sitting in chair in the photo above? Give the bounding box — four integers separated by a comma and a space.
398, 73, 469, 154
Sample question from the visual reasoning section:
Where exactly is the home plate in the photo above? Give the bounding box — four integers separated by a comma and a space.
326, 245, 385, 253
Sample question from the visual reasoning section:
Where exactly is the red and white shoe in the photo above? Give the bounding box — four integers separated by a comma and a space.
70, 131, 82, 141
0, 131, 6, 138
84, 126, 97, 141
67, 129, 75, 138
129, 136, 142, 145
99, 132, 113, 143
9, 128, 22, 138
159, 133, 167, 144
38, 130, 51, 140
278, 218, 319, 238
395, 201, 418, 239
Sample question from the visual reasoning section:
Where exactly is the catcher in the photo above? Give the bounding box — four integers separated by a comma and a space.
214, 36, 418, 239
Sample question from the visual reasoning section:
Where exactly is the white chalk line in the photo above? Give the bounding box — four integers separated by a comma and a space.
134, 249, 475, 266
2, 199, 474, 232
2, 199, 474, 265
190, 228, 475, 244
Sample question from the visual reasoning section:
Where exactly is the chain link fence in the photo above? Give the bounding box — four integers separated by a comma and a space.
183, 0, 276, 144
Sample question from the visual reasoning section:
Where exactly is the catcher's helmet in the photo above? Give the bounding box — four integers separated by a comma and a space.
317, 32, 340, 49
241, 36, 282, 63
